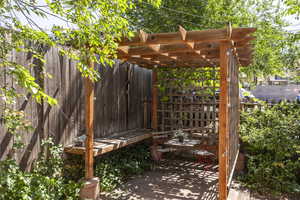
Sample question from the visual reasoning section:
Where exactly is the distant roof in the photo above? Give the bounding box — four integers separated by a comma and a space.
251, 85, 300, 101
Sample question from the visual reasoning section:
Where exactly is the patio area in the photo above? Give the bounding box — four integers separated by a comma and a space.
100, 158, 297, 200
100, 159, 219, 200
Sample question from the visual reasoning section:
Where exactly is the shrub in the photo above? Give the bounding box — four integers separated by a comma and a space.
63, 155, 85, 182
240, 102, 300, 195
0, 139, 81, 200
94, 142, 153, 191
62, 142, 154, 192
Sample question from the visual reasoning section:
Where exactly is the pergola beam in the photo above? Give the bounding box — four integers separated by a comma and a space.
119, 28, 256, 46
132, 48, 251, 61
118, 39, 254, 58
125, 55, 251, 69
120, 47, 251, 60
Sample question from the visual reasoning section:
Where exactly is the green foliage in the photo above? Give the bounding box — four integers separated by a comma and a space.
2, 109, 33, 149
0, 138, 81, 200
33, 139, 64, 177
64, 143, 153, 192
240, 102, 300, 195
157, 67, 219, 98
63, 155, 85, 183
285, 0, 300, 16
0, 0, 161, 156
128, 0, 300, 79
95, 143, 153, 191
0, 0, 161, 81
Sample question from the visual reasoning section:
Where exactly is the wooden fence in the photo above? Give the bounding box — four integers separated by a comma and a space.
0, 47, 152, 170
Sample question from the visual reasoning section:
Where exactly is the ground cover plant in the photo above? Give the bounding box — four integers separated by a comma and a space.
63, 142, 154, 192
240, 102, 300, 195
0, 139, 81, 200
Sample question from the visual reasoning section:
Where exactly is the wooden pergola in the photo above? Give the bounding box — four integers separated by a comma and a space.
82, 25, 256, 200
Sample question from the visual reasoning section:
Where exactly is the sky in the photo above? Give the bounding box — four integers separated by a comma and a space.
284, 15, 300, 32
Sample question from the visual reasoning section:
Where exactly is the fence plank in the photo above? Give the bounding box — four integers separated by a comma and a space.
0, 46, 152, 170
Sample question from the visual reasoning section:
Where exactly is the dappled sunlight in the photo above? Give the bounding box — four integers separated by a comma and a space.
100, 159, 218, 200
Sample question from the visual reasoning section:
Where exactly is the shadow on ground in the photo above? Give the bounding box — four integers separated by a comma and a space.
100, 159, 219, 200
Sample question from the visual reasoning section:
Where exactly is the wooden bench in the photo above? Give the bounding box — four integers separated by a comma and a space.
64, 129, 152, 157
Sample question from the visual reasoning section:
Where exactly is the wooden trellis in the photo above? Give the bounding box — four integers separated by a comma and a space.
157, 67, 219, 147
227, 49, 240, 186
78, 25, 256, 200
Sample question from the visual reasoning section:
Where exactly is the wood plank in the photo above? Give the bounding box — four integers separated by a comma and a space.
84, 59, 95, 179
93, 132, 151, 156
119, 28, 256, 46
219, 41, 231, 200
151, 70, 158, 130
64, 130, 152, 156
122, 47, 251, 63
118, 41, 253, 58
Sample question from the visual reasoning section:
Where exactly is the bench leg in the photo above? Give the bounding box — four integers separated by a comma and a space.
150, 145, 162, 162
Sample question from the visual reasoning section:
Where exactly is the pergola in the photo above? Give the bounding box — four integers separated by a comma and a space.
82, 25, 256, 200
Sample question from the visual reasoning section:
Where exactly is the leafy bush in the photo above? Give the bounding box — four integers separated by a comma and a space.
240, 102, 300, 195
63, 155, 85, 182
95, 142, 153, 191
63, 142, 153, 192
0, 139, 81, 200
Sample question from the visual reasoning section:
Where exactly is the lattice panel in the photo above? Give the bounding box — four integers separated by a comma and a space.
157, 67, 220, 145
227, 49, 240, 184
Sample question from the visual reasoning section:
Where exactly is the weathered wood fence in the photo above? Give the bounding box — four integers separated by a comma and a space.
0, 47, 152, 170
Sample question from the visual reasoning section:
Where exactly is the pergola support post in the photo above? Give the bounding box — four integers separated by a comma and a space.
80, 59, 99, 200
150, 68, 162, 161
151, 69, 158, 130
85, 60, 95, 179
219, 41, 231, 200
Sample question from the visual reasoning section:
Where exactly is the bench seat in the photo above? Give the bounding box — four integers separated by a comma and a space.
64, 129, 152, 157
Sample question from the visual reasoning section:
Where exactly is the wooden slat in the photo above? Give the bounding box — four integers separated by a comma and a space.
64, 130, 152, 156
119, 28, 256, 46
117, 27, 256, 68
118, 40, 253, 58
122, 49, 251, 69
120, 46, 252, 60
93, 132, 151, 156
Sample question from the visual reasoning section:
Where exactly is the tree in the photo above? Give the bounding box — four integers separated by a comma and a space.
0, 0, 161, 152
127, 0, 300, 81
285, 0, 300, 17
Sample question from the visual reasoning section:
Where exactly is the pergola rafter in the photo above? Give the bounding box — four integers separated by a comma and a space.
118, 26, 255, 69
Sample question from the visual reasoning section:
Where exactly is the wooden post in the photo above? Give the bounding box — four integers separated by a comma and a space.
144, 97, 148, 129
151, 69, 158, 130
84, 59, 95, 179
219, 41, 230, 200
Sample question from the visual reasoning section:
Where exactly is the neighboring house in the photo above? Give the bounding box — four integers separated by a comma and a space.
267, 75, 290, 85
251, 85, 300, 102
257, 66, 300, 86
